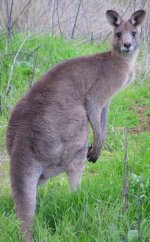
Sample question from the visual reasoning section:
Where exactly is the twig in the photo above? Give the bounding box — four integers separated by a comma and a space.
71, 0, 83, 39
122, 128, 129, 215
137, 176, 142, 242
4, 0, 9, 32
56, 0, 62, 36
9, 0, 14, 37
11, 0, 32, 29
103, 31, 112, 41
6, 34, 31, 96
90, 32, 94, 44
84, 30, 108, 43
4, 0, 14, 41
51, 0, 56, 35
50, 15, 75, 32
121, 0, 132, 18
140, 0, 147, 9
133, 0, 137, 12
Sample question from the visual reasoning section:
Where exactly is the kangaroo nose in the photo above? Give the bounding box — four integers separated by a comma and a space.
124, 43, 131, 49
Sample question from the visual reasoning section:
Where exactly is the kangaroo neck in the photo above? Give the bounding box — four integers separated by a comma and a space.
111, 48, 138, 67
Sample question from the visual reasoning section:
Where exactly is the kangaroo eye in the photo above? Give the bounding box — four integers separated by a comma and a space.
116, 32, 121, 38
132, 32, 136, 37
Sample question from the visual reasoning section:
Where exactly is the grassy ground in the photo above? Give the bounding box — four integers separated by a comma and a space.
0, 34, 150, 242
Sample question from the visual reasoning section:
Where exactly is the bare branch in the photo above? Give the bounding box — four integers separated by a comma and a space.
4, 0, 9, 27
11, 0, 32, 28
9, 0, 14, 29
56, 0, 62, 36
133, 0, 137, 12
51, 0, 56, 35
140, 0, 147, 9
121, 0, 132, 18
71, 0, 83, 39
4, 0, 14, 40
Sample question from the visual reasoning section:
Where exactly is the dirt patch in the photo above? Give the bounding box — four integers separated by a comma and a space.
114, 105, 150, 134
129, 105, 150, 134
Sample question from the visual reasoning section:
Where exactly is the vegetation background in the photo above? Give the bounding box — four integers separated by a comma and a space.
0, 0, 150, 241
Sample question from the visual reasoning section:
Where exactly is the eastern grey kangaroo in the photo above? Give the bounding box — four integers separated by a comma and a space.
6, 9, 146, 242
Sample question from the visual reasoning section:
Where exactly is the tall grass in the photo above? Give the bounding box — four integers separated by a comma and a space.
0, 33, 150, 241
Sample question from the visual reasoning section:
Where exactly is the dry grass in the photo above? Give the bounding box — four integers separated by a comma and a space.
0, 0, 150, 42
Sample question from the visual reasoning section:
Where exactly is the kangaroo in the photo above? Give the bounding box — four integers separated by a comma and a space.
6, 10, 146, 242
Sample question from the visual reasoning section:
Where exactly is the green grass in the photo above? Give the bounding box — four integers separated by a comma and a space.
0, 33, 150, 242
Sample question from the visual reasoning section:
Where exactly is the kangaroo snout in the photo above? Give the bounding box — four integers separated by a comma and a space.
122, 42, 132, 52
124, 42, 131, 49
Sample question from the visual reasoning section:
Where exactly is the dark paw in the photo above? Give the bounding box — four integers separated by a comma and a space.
87, 146, 98, 163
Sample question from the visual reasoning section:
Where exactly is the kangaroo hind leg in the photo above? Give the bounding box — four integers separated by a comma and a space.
66, 147, 87, 191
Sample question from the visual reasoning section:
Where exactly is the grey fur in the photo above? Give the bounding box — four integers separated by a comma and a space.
6, 10, 146, 242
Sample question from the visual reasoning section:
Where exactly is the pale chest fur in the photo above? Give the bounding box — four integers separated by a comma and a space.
123, 55, 137, 87
120, 52, 137, 89
122, 67, 136, 88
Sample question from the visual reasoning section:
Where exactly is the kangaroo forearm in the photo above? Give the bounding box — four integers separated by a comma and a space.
92, 104, 109, 151
87, 103, 109, 163
101, 103, 109, 144
90, 104, 109, 148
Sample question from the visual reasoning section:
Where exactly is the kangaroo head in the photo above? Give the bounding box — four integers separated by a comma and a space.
106, 10, 146, 55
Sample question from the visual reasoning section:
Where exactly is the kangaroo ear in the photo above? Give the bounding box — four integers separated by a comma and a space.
130, 10, 146, 26
106, 10, 122, 27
